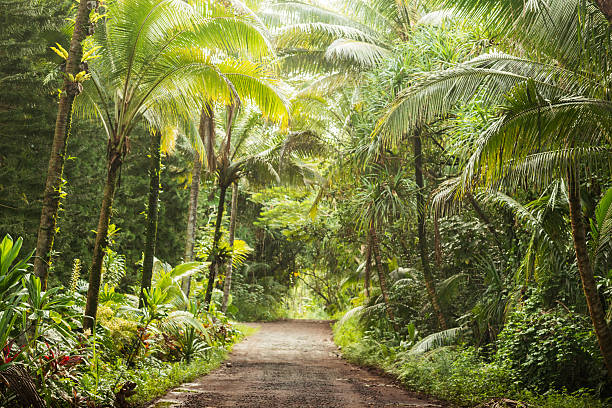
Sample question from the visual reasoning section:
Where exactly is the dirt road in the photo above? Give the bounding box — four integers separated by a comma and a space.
152, 320, 443, 408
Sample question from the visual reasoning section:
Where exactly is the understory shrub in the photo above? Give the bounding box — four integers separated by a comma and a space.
495, 304, 604, 392
97, 305, 138, 356
230, 274, 289, 321
333, 311, 610, 408
0, 234, 251, 407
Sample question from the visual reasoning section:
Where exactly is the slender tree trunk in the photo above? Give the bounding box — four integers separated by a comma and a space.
181, 152, 202, 296
370, 227, 399, 331
413, 132, 447, 330
364, 235, 372, 297
181, 106, 212, 296
567, 170, 612, 380
221, 182, 238, 313
434, 216, 442, 268
594, 0, 612, 23
466, 193, 504, 253
139, 130, 161, 306
204, 103, 236, 309
33, 0, 91, 288
83, 151, 122, 331
203, 184, 229, 308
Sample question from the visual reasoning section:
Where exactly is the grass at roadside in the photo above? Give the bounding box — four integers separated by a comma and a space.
129, 323, 258, 406
333, 316, 609, 408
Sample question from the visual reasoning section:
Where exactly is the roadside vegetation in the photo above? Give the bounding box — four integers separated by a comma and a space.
1, 0, 611, 407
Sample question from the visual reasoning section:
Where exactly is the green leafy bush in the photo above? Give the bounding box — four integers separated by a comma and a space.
495, 304, 604, 392
97, 305, 138, 356
333, 310, 608, 408
230, 274, 289, 321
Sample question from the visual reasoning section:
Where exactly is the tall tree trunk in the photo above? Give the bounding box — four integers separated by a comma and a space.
364, 235, 372, 297
33, 0, 91, 288
413, 132, 447, 330
221, 182, 238, 313
139, 130, 161, 306
567, 170, 612, 380
181, 106, 212, 296
203, 184, 229, 309
466, 193, 504, 253
83, 151, 122, 331
181, 151, 202, 296
434, 216, 442, 268
594, 0, 612, 23
370, 227, 399, 332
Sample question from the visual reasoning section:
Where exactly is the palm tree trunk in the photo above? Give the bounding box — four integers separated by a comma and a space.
139, 130, 161, 306
221, 182, 238, 313
181, 105, 212, 296
83, 150, 122, 331
181, 151, 202, 296
364, 235, 372, 297
467, 193, 504, 253
413, 132, 447, 330
33, 0, 91, 288
593, 0, 612, 23
434, 216, 442, 268
567, 170, 612, 380
370, 227, 399, 332
203, 183, 229, 308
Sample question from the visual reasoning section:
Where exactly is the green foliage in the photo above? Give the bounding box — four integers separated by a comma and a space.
0, 234, 249, 407
230, 273, 289, 321
333, 312, 608, 407
97, 305, 138, 356
2, 0, 612, 405
0, 0, 68, 259
496, 300, 604, 392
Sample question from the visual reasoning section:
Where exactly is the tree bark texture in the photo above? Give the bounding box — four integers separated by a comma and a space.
83, 152, 122, 331
364, 234, 372, 297
181, 151, 202, 296
203, 184, 229, 309
139, 130, 161, 307
221, 182, 238, 313
594, 0, 612, 23
567, 170, 612, 381
434, 216, 442, 268
34, 0, 92, 288
413, 132, 447, 330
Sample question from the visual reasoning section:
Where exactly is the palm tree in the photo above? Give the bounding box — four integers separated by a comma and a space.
76, 0, 283, 330
353, 166, 415, 331
221, 181, 239, 313
140, 128, 162, 306
200, 106, 326, 309
412, 128, 447, 330
179, 0, 292, 300
216, 111, 326, 312
33, 0, 98, 287
286, 5, 481, 329
464, 82, 612, 379
181, 106, 215, 296
373, 0, 612, 378
262, 0, 412, 77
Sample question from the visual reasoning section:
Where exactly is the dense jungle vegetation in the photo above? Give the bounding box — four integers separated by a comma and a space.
1, 0, 612, 406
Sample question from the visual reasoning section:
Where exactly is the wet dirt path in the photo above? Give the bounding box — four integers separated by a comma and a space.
152, 320, 444, 408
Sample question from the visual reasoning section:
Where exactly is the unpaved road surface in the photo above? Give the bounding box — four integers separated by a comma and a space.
152, 320, 444, 408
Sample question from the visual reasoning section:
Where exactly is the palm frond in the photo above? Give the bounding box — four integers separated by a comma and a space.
324, 38, 390, 68
408, 327, 464, 354
592, 187, 612, 259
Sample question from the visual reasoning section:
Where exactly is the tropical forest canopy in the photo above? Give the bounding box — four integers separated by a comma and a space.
0, 0, 612, 406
